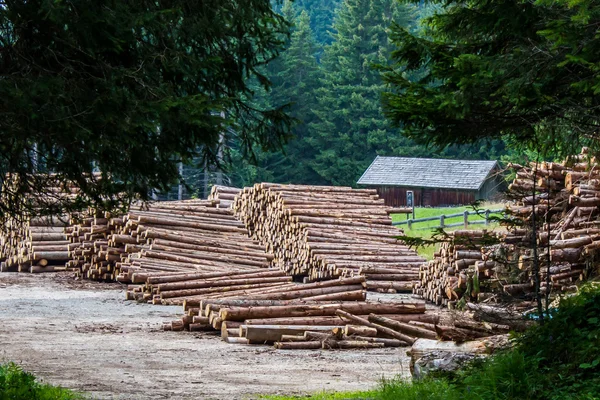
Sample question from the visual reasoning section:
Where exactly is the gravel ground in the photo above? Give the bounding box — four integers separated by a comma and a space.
0, 272, 411, 399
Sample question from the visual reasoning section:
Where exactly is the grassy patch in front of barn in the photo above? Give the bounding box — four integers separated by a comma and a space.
391, 203, 505, 260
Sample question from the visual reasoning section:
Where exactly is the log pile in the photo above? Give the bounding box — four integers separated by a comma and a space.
128, 272, 367, 305
232, 183, 423, 289
65, 199, 273, 282
0, 216, 73, 273
208, 186, 242, 209
415, 147, 600, 306
0, 174, 87, 273
164, 292, 511, 349
413, 230, 503, 307
166, 296, 437, 348
501, 150, 597, 296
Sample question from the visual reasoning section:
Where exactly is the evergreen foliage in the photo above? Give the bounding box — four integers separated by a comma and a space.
0, 0, 291, 218
295, 0, 341, 45
226, 0, 512, 188
382, 0, 600, 158
307, 0, 417, 186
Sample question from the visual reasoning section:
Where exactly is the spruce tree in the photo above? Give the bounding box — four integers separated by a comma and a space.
227, 3, 323, 185
295, 0, 341, 45
0, 0, 291, 218
307, 0, 418, 186
382, 0, 600, 157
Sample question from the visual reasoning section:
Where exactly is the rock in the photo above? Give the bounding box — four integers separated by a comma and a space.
408, 336, 511, 380
412, 350, 485, 380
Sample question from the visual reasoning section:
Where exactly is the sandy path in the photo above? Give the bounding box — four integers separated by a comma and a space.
0, 273, 411, 399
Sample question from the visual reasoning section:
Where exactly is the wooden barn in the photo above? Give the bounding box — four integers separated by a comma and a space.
357, 156, 506, 207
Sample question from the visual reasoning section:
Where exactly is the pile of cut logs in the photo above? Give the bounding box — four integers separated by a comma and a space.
502, 148, 598, 294
415, 147, 600, 306
208, 185, 241, 209
128, 272, 367, 306
413, 230, 503, 307
233, 183, 422, 290
0, 216, 73, 273
164, 291, 512, 349
66, 197, 270, 282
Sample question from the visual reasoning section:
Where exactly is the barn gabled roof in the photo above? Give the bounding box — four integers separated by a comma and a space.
357, 156, 499, 191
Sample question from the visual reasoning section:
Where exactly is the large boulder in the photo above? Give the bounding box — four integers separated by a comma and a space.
412, 350, 484, 380
408, 335, 511, 380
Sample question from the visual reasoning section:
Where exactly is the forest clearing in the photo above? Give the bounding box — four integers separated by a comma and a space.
3, 0, 600, 399
2, 153, 599, 399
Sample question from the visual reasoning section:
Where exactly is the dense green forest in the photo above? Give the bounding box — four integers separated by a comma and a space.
226, 0, 510, 188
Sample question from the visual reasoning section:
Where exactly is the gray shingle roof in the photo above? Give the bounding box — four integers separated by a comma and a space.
357, 156, 498, 190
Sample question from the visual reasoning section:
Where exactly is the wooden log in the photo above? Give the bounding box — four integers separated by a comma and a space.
344, 335, 403, 347
243, 325, 341, 343
368, 314, 437, 340
302, 290, 366, 302
156, 276, 292, 293
244, 313, 438, 326
220, 301, 425, 321
31, 251, 70, 261
279, 335, 309, 342
322, 340, 384, 349
274, 341, 322, 350
242, 285, 364, 301
335, 310, 413, 345
343, 325, 378, 337
148, 269, 285, 285
225, 337, 249, 345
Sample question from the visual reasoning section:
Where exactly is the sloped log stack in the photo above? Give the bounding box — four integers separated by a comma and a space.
66, 199, 273, 282
232, 183, 422, 290
128, 272, 367, 305
0, 216, 73, 273
415, 148, 600, 306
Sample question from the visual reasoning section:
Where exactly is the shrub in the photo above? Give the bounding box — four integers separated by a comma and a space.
0, 362, 83, 400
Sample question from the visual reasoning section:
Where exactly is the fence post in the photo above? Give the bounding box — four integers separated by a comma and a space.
408, 219, 412, 230
485, 209, 490, 226
440, 215, 445, 228
463, 210, 469, 229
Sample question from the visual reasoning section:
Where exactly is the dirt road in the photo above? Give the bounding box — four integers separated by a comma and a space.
0, 273, 410, 399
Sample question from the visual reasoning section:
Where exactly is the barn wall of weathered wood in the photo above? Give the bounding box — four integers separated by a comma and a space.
372, 186, 477, 207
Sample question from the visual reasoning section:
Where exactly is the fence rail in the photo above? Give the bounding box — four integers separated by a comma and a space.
392, 209, 503, 230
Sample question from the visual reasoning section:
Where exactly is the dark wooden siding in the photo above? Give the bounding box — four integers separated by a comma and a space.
374, 186, 477, 207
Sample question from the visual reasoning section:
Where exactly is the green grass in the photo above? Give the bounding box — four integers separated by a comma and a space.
391, 203, 505, 260
261, 378, 455, 400
0, 362, 84, 400
262, 388, 378, 400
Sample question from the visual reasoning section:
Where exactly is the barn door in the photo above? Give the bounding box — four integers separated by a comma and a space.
422, 189, 433, 206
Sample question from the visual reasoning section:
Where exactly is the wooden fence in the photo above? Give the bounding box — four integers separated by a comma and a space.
392, 209, 503, 230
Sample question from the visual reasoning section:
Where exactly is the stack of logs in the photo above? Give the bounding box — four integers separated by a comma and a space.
415, 147, 600, 306
164, 292, 511, 349
413, 230, 502, 307
0, 216, 73, 273
233, 183, 422, 290
128, 272, 367, 306
503, 147, 600, 294
66, 199, 272, 282
208, 186, 241, 208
